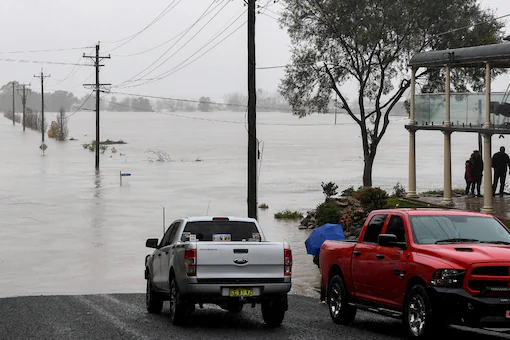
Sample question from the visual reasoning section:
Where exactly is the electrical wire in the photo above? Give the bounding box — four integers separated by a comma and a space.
106, 91, 375, 124
0, 46, 94, 54
100, 95, 354, 126
111, 3, 233, 58
131, 0, 232, 81
116, 0, 225, 88
66, 91, 95, 118
102, 0, 182, 46
0, 58, 89, 66
116, 12, 247, 89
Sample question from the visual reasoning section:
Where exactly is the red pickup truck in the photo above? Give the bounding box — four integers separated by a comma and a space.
319, 208, 510, 339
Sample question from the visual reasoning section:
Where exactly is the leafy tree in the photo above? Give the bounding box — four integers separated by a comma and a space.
279, 0, 506, 186
198, 96, 212, 112
131, 97, 153, 112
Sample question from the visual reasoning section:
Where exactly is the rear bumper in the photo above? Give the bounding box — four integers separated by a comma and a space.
181, 282, 291, 298
429, 287, 510, 328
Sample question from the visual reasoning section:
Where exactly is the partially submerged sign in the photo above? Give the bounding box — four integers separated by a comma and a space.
120, 171, 131, 184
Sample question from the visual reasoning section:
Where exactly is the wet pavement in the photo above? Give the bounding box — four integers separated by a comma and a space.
1, 293, 509, 340
414, 194, 510, 219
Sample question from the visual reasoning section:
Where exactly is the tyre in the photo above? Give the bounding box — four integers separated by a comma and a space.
146, 278, 163, 314
403, 284, 444, 339
261, 295, 287, 327
327, 274, 357, 325
169, 276, 194, 326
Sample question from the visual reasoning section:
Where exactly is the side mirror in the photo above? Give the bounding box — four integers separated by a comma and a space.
146, 238, 159, 249
378, 234, 407, 249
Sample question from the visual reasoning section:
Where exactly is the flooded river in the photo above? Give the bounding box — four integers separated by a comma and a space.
0, 110, 484, 298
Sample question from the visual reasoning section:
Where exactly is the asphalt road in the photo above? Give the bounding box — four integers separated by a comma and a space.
1, 293, 509, 340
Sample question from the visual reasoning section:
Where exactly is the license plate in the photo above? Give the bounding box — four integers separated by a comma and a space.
506, 311, 510, 319
229, 288, 253, 297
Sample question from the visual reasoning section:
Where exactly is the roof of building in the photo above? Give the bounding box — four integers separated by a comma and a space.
409, 43, 510, 68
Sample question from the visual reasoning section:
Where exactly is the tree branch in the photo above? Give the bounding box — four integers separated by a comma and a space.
324, 63, 361, 125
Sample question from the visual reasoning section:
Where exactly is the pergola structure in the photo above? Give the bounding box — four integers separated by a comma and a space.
406, 43, 510, 213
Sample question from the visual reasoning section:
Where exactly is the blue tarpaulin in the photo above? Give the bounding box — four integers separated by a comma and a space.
305, 223, 345, 257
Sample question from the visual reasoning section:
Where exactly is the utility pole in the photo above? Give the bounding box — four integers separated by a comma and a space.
34, 69, 50, 154
247, 0, 257, 220
12, 82, 16, 125
17, 83, 31, 131
84, 42, 111, 171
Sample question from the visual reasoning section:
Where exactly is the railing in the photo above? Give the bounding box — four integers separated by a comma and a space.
415, 92, 510, 128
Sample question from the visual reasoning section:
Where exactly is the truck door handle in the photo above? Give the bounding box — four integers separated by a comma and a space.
353, 251, 361, 256
376, 254, 385, 259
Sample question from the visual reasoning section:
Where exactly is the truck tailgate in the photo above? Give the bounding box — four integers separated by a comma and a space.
195, 241, 285, 281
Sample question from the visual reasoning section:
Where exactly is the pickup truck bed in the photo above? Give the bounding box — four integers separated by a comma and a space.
145, 216, 292, 327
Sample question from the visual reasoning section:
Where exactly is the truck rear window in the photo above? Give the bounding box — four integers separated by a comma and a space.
182, 221, 261, 242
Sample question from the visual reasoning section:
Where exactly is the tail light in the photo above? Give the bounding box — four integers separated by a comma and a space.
284, 248, 292, 276
184, 249, 197, 276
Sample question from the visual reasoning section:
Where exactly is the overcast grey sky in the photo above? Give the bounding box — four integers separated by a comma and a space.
1, 0, 510, 103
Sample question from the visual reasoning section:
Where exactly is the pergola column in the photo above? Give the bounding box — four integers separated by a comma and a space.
481, 62, 494, 214
407, 67, 418, 198
442, 65, 453, 206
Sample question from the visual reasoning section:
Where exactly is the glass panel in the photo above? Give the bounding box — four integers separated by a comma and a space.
413, 92, 510, 129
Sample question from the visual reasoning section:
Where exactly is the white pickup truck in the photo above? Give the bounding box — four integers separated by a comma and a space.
144, 216, 292, 326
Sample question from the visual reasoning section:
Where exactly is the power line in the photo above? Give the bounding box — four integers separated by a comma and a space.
102, 1, 181, 45
65, 91, 95, 118
100, 94, 357, 126
104, 0, 182, 53
430, 13, 510, 40
107, 90, 357, 123
129, 0, 233, 81
256, 12, 510, 71
116, 0, 224, 87
0, 46, 94, 54
111, 3, 233, 58
52, 55, 91, 85
0, 58, 89, 66
116, 12, 247, 89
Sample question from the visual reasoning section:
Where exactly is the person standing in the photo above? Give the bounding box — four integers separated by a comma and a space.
465, 159, 473, 196
469, 150, 483, 197
492, 146, 510, 197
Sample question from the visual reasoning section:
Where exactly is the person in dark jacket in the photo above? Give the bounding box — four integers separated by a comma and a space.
469, 150, 483, 197
492, 146, 510, 197
465, 159, 473, 196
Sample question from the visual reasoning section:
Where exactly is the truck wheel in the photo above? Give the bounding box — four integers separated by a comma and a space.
403, 285, 443, 339
146, 279, 163, 314
261, 295, 287, 327
327, 275, 357, 325
169, 276, 194, 326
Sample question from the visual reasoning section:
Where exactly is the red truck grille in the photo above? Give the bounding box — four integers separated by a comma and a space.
465, 264, 510, 297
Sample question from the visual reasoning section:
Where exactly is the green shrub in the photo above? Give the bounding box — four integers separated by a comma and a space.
274, 210, 303, 219
258, 203, 269, 209
321, 181, 338, 199
392, 182, 406, 198
316, 202, 341, 226
358, 187, 389, 213
341, 186, 355, 197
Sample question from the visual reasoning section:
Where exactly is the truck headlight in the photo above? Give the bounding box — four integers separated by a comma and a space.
429, 269, 465, 288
